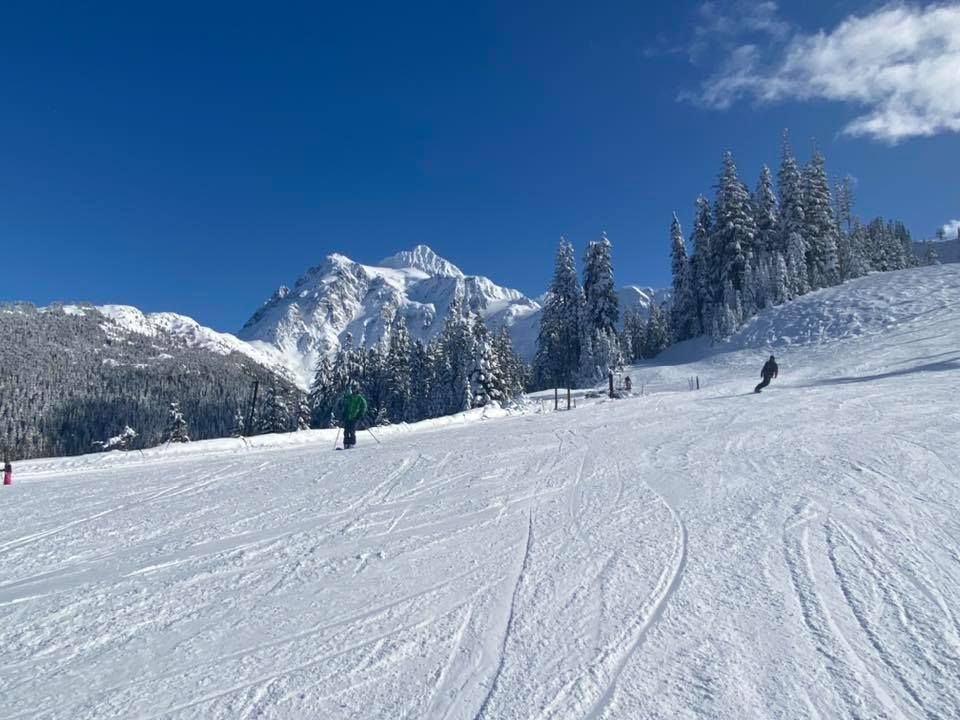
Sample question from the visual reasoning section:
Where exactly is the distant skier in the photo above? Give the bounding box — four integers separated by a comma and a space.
3, 460, 11, 486
754, 355, 779, 394
624, 376, 633, 393
339, 383, 368, 449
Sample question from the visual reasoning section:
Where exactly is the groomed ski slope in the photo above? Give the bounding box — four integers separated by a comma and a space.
3, 266, 960, 719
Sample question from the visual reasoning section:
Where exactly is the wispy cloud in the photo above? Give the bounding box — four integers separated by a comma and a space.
942, 219, 960, 239
690, 1, 789, 60
686, 2, 960, 143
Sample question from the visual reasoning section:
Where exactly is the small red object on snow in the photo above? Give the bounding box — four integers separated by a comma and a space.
3, 471, 11, 486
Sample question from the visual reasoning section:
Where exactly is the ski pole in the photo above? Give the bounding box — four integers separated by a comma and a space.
333, 427, 341, 450
366, 427, 382, 445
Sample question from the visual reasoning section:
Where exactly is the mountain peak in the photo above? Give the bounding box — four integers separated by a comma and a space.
379, 245, 464, 278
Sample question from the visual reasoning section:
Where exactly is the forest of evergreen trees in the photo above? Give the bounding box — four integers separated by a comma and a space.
667, 135, 917, 344
308, 290, 528, 429
531, 133, 918, 393
0, 305, 303, 460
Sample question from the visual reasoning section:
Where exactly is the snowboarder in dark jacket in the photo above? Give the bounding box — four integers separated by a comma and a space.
754, 356, 779, 393
339, 383, 368, 449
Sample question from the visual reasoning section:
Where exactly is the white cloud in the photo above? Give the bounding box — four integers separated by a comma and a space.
692, 3, 960, 142
687, 1, 790, 62
942, 219, 960, 239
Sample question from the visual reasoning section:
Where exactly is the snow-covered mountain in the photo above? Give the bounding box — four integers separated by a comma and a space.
237, 245, 543, 385
237, 245, 670, 386
617, 285, 672, 320
86, 305, 297, 384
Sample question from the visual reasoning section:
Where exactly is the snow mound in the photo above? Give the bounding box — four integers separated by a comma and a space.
728, 266, 960, 351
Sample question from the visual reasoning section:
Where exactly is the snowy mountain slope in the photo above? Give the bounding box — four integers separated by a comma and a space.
94, 305, 298, 384
4, 265, 960, 718
237, 245, 542, 383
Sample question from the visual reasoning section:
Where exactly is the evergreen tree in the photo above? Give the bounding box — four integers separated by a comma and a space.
754, 165, 779, 256
778, 132, 808, 298
716, 279, 743, 337
771, 251, 790, 306
623, 308, 646, 363
711, 152, 755, 335
469, 316, 505, 406
295, 392, 311, 431
385, 315, 413, 422
534, 238, 582, 390
360, 346, 388, 425
258, 384, 291, 434
923, 239, 940, 266
670, 213, 698, 341
582, 234, 619, 334
691, 196, 714, 335
165, 401, 190, 443
802, 150, 840, 288
408, 340, 432, 422
642, 304, 670, 358
493, 327, 526, 402
847, 220, 870, 278
308, 354, 336, 428
435, 293, 473, 414
834, 175, 856, 234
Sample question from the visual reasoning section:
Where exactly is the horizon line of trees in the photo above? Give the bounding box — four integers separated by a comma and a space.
531, 130, 922, 395
668, 132, 917, 344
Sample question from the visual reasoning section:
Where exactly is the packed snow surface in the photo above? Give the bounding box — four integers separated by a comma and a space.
4, 266, 960, 719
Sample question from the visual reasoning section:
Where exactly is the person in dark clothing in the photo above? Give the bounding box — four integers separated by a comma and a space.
339, 383, 368, 449
3, 460, 11, 486
755, 355, 779, 393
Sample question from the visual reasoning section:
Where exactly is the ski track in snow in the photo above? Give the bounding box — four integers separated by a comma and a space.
3, 266, 960, 718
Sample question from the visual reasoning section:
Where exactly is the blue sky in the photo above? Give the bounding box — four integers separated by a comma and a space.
2, 0, 958, 331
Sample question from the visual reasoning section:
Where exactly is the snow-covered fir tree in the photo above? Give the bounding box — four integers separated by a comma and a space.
670, 213, 698, 341
435, 291, 473, 415
408, 340, 432, 422
582, 234, 619, 334
165, 402, 190, 443
385, 314, 413, 422
778, 133, 809, 298
622, 308, 646, 363
642, 303, 671, 359
579, 234, 620, 382
710, 152, 755, 337
308, 354, 336, 428
469, 316, 504, 407
493, 327, 526, 402
691, 196, 714, 336
802, 150, 840, 288
258, 384, 291, 434
295, 392, 311, 431
534, 238, 583, 390
834, 175, 855, 234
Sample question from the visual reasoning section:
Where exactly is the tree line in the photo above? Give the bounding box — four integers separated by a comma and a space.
669, 134, 916, 343
307, 289, 528, 428
532, 132, 919, 393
